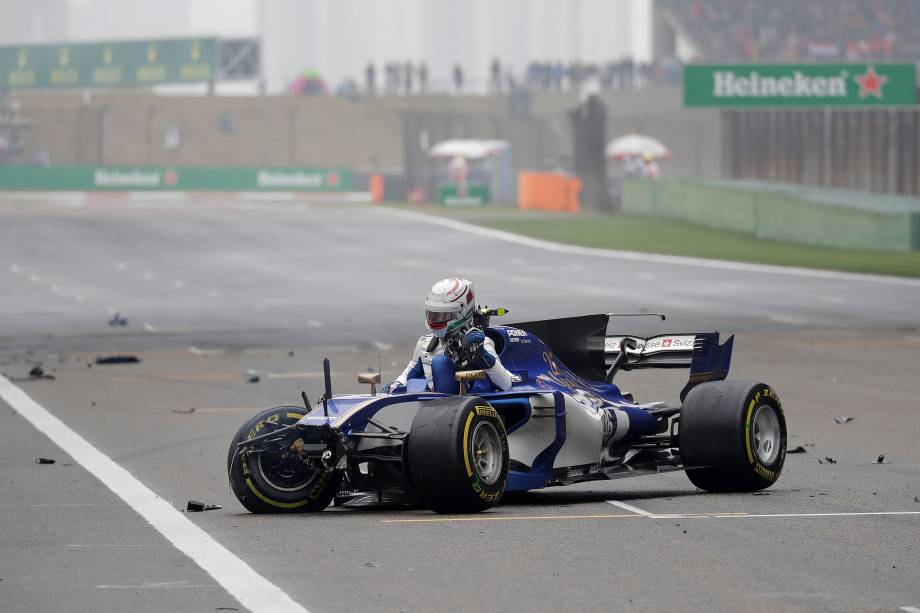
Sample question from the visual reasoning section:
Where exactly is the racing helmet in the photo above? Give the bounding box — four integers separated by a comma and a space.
425, 278, 476, 338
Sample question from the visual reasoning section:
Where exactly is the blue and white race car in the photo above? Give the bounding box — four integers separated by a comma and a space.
228, 311, 786, 514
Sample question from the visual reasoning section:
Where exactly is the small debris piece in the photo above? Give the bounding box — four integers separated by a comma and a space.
6, 364, 57, 381
835, 416, 854, 424
172, 407, 196, 414
186, 500, 222, 512
824, 456, 837, 464
288, 351, 295, 357
35, 457, 55, 464
914, 497, 919, 503
245, 369, 260, 383
876, 454, 889, 464
95, 355, 140, 365
818, 459, 823, 464
108, 313, 128, 327
364, 562, 379, 568
788, 446, 808, 454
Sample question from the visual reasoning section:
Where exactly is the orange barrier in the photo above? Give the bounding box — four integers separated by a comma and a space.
370, 174, 385, 203
517, 172, 581, 212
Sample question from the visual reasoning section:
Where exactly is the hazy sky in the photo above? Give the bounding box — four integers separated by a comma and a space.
189, 0, 256, 35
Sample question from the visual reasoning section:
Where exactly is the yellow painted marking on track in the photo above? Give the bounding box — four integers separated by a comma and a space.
462, 411, 475, 477
160, 373, 241, 381
267, 372, 341, 379
191, 406, 260, 413
382, 513, 643, 524
382, 510, 920, 524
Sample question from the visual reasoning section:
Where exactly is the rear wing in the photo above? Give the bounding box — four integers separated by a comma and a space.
605, 332, 734, 401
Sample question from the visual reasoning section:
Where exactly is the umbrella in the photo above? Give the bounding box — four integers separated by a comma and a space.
429, 139, 493, 159
606, 134, 670, 160
288, 68, 327, 95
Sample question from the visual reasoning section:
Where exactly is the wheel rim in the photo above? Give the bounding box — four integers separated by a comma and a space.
255, 451, 318, 492
470, 421, 503, 485
751, 404, 781, 465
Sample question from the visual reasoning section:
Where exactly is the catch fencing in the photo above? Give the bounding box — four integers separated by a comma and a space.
721, 107, 920, 196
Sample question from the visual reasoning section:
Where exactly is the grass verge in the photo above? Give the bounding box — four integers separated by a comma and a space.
389, 204, 920, 278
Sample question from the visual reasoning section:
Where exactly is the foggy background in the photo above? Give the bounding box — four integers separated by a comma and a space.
2, 0, 656, 93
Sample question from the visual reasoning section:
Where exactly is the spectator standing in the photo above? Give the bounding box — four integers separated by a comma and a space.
453, 64, 464, 93
490, 57, 502, 93
365, 62, 376, 95
552, 61, 564, 90
385, 62, 399, 95
404, 60, 414, 95
419, 62, 429, 93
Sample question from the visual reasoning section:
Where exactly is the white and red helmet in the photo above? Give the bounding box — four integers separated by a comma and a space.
425, 278, 476, 338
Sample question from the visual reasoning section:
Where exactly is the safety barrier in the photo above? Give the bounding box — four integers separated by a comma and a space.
517, 172, 581, 213
621, 178, 920, 251
0, 166, 352, 192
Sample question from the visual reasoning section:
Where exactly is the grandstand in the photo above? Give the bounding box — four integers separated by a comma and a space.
659, 0, 920, 62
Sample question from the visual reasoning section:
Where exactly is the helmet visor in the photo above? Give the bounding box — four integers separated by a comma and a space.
426, 309, 458, 329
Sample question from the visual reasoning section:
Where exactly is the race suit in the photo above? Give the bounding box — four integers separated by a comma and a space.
394, 333, 515, 393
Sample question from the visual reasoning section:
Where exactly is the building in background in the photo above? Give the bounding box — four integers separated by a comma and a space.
0, 0, 69, 44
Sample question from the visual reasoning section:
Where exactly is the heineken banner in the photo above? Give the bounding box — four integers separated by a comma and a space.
0, 38, 215, 89
0, 166, 353, 191
684, 63, 917, 107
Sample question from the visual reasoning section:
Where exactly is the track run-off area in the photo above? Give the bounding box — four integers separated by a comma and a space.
1, 194, 919, 613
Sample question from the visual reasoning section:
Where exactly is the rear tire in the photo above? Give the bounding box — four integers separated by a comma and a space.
679, 381, 786, 492
407, 397, 509, 514
227, 405, 341, 513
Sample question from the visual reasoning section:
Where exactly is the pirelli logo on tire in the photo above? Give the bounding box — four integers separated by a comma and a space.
475, 405, 498, 418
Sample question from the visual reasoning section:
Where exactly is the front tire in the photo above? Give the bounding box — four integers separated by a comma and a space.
227, 405, 341, 513
679, 381, 786, 492
407, 397, 509, 514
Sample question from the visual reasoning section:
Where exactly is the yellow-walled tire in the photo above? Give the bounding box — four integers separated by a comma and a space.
407, 397, 509, 514
227, 406, 341, 513
680, 381, 786, 492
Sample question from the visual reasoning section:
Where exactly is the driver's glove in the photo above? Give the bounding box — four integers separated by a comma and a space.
382, 380, 406, 395
464, 328, 496, 369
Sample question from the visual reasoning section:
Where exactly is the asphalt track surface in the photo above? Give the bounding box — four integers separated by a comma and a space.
1, 195, 919, 613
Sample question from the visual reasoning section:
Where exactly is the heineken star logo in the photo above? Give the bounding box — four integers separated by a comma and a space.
854, 66, 887, 99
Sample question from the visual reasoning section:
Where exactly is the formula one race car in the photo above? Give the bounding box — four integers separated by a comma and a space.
228, 311, 786, 514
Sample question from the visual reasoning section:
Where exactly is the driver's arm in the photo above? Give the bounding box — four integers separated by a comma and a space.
467, 333, 514, 391
386, 338, 425, 392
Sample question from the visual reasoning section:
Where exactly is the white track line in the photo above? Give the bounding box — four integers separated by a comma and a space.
606, 500, 657, 517
372, 207, 920, 287
899, 606, 920, 612
0, 374, 309, 613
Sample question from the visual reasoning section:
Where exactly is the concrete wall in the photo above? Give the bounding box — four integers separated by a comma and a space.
12, 86, 721, 179
622, 178, 920, 251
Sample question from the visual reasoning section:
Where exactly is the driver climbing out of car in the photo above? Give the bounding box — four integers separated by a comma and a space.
383, 278, 515, 395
